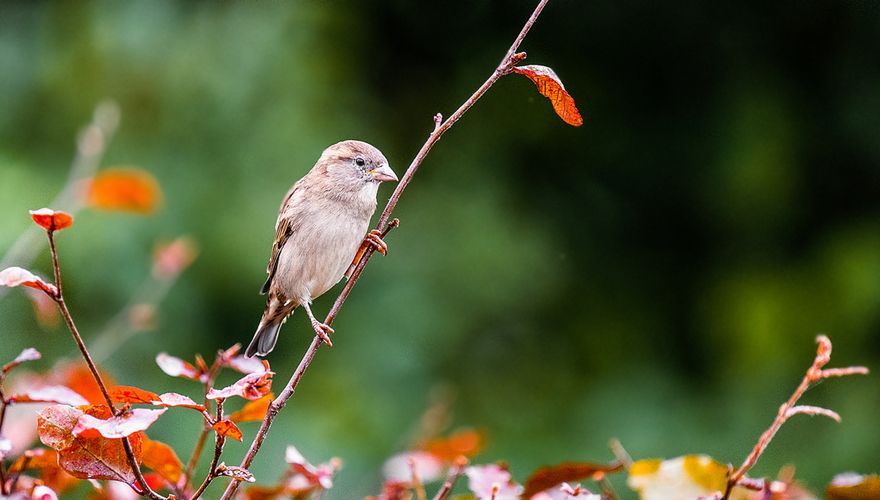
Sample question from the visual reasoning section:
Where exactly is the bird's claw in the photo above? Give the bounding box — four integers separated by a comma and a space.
310, 319, 334, 347
365, 229, 388, 256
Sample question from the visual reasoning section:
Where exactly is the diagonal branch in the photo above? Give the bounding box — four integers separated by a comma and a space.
219, 1, 551, 498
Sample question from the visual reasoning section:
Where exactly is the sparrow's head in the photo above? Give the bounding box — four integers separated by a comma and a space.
318, 140, 398, 189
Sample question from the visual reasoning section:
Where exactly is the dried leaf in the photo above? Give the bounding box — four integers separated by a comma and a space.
512, 64, 583, 126
151, 392, 206, 412
628, 455, 728, 500
3, 347, 42, 374
8, 386, 89, 406
86, 168, 162, 214
229, 393, 273, 422
0, 267, 58, 296
523, 461, 625, 497
29, 208, 74, 232
37, 404, 141, 484
828, 473, 880, 499
152, 237, 198, 280
213, 419, 243, 441
109, 386, 161, 405
155, 353, 203, 381
422, 428, 484, 462
207, 366, 273, 401
216, 463, 256, 482
73, 408, 166, 439
141, 436, 183, 484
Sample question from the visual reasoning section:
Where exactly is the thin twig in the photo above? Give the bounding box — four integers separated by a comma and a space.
47, 230, 166, 500
432, 458, 468, 500
220, 2, 550, 497
191, 399, 227, 499
179, 351, 226, 491
722, 335, 868, 499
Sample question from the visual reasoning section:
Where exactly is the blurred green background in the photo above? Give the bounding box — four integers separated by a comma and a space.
1, 0, 878, 497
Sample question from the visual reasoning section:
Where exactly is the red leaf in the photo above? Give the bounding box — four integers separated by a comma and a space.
29, 208, 74, 232
53, 363, 115, 406
3, 347, 41, 374
110, 386, 160, 404
522, 461, 624, 497
512, 64, 583, 126
207, 365, 273, 401
8, 386, 89, 406
151, 392, 206, 412
141, 436, 183, 484
0, 267, 57, 296
37, 405, 142, 484
155, 353, 203, 381
285, 445, 338, 491
86, 168, 162, 214
212, 419, 243, 441
73, 408, 166, 439
229, 393, 273, 423
422, 428, 484, 462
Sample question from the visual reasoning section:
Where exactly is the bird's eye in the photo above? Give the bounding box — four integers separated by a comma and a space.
355, 157, 366, 167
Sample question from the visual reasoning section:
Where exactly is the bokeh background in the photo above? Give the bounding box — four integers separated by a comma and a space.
1, 0, 878, 497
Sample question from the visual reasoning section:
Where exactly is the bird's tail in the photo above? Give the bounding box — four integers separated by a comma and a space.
245, 317, 284, 358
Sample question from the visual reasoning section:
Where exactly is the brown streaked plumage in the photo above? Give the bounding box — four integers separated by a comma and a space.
245, 140, 398, 357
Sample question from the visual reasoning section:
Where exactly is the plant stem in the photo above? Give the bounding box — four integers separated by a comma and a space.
432, 459, 467, 500
191, 400, 226, 499
220, 2, 551, 497
179, 352, 225, 491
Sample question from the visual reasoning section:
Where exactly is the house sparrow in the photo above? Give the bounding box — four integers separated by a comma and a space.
245, 140, 398, 357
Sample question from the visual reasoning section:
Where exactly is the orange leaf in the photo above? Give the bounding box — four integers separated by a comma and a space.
110, 385, 160, 404
522, 461, 625, 497
422, 428, 484, 462
213, 419, 243, 441
512, 64, 583, 126
0, 267, 57, 296
8, 448, 79, 495
29, 208, 74, 232
37, 404, 142, 484
141, 436, 183, 484
229, 393, 273, 422
86, 168, 162, 214
53, 362, 115, 406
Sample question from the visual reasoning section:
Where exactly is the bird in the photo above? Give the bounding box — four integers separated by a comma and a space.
245, 140, 398, 357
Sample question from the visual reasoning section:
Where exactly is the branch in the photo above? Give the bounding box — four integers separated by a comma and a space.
723, 335, 869, 499
178, 350, 226, 492
46, 229, 166, 500
219, 1, 551, 497
432, 457, 468, 500
191, 399, 227, 499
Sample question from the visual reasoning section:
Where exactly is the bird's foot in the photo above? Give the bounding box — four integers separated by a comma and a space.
364, 229, 388, 255
310, 318, 335, 347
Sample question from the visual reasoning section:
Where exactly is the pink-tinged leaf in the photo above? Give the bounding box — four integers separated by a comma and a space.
207, 366, 273, 401
383, 451, 444, 483
155, 353, 203, 381
286, 445, 339, 491
225, 355, 266, 375
465, 464, 524, 500
109, 386, 161, 404
37, 405, 142, 484
151, 392, 206, 412
8, 386, 89, 406
785, 405, 841, 422
152, 237, 198, 281
215, 463, 256, 483
73, 408, 166, 439
212, 420, 243, 441
0, 267, 57, 296
29, 208, 74, 232
3, 347, 42, 374
31, 485, 59, 500
512, 64, 583, 126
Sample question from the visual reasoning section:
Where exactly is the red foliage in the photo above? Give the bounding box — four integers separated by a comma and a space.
512, 64, 583, 126
29, 208, 74, 232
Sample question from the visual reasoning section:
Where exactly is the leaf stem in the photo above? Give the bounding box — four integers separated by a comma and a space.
191, 399, 226, 499
219, 2, 551, 497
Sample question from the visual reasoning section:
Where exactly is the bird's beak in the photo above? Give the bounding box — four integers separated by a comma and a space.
370, 164, 398, 183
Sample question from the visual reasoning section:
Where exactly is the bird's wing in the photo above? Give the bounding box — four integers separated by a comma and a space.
260, 185, 300, 295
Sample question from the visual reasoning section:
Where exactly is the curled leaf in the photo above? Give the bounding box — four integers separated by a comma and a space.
150, 392, 207, 412
73, 408, 166, 439
216, 463, 256, 483
109, 386, 161, 405
512, 64, 583, 126
213, 419, 243, 442
8, 386, 89, 406
29, 208, 74, 232
86, 168, 162, 214
229, 393, 273, 423
207, 365, 273, 401
155, 353, 203, 381
3, 347, 42, 374
37, 404, 142, 484
0, 267, 57, 296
